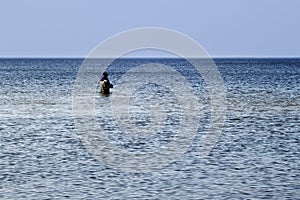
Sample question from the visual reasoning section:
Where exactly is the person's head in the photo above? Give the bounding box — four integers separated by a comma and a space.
103, 72, 109, 77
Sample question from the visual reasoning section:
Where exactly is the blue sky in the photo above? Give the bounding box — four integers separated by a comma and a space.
0, 0, 299, 57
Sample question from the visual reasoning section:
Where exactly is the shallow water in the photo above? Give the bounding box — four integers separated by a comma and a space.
0, 58, 299, 199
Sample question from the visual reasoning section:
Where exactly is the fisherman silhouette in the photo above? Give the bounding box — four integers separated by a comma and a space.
100, 72, 112, 94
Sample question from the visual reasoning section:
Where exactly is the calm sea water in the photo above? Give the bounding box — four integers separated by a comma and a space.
0, 58, 299, 199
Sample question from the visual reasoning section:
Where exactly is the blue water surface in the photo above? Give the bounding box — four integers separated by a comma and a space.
0, 58, 299, 199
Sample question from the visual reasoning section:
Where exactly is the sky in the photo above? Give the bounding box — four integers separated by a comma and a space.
0, 0, 300, 58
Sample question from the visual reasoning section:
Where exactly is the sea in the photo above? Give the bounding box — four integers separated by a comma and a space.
0, 58, 299, 199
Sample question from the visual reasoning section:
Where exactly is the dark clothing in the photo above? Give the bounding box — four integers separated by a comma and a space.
100, 77, 110, 87
100, 76, 111, 94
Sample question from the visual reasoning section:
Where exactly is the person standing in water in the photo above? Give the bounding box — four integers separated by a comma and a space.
100, 72, 112, 94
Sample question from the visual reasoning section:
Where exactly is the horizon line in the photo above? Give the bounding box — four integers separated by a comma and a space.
1, 56, 300, 59
0, 56, 300, 59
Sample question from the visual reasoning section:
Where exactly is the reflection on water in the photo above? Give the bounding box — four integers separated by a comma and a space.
0, 58, 299, 199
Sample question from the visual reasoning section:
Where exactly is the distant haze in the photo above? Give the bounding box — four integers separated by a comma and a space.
1, 0, 299, 58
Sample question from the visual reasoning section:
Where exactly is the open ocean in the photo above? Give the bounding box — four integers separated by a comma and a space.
0, 58, 299, 199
